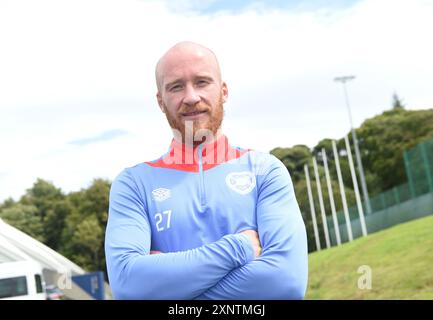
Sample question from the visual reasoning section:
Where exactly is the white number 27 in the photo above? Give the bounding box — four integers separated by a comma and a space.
155, 210, 172, 232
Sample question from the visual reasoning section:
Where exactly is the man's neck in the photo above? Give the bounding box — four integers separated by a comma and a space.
173, 129, 224, 148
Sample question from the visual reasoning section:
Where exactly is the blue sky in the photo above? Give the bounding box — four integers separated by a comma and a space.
165, 0, 360, 14
68, 129, 129, 146
0, 0, 432, 201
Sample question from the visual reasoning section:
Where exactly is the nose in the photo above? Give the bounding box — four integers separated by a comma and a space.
182, 84, 201, 106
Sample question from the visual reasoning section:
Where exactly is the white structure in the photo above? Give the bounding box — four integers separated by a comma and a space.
332, 140, 353, 241
0, 218, 95, 299
312, 157, 331, 248
0, 260, 46, 300
322, 148, 341, 246
344, 135, 368, 236
304, 164, 321, 251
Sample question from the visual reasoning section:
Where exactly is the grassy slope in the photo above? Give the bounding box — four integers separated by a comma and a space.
306, 215, 433, 299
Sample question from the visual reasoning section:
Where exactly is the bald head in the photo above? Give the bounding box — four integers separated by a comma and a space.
155, 41, 222, 92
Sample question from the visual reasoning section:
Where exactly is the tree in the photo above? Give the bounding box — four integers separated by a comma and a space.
0, 197, 16, 211
0, 204, 45, 242
271, 143, 359, 252
358, 108, 433, 191
43, 199, 73, 251
66, 215, 104, 271
20, 178, 64, 221
270, 145, 312, 183
0, 178, 110, 273
59, 179, 110, 273
293, 162, 357, 252
80, 179, 110, 226
392, 92, 405, 110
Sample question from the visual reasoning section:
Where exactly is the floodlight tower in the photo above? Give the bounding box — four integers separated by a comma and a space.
334, 75, 372, 215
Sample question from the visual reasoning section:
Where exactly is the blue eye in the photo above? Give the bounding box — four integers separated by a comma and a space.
170, 85, 182, 92
197, 80, 208, 87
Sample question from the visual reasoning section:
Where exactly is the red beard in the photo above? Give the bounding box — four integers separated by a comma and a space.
163, 95, 224, 145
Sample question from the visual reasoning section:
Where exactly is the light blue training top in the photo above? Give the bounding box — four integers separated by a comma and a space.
105, 135, 308, 299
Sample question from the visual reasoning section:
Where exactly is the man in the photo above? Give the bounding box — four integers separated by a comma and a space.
105, 41, 308, 299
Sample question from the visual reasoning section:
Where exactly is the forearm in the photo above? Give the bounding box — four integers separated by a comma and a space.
106, 229, 254, 300
195, 238, 307, 300
106, 169, 254, 299
195, 156, 309, 300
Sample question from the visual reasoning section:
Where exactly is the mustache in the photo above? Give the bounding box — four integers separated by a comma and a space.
178, 104, 210, 115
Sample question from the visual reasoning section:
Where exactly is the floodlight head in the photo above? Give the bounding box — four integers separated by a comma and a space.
334, 75, 356, 83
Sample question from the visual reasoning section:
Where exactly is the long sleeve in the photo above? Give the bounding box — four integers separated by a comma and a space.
195, 156, 308, 300
105, 169, 254, 300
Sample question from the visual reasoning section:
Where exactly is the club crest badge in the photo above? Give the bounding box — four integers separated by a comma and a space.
225, 171, 256, 195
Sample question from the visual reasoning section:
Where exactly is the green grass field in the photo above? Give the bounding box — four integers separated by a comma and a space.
306, 214, 433, 299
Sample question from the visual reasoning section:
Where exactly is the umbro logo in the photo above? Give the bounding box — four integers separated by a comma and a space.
152, 188, 171, 202
225, 171, 256, 195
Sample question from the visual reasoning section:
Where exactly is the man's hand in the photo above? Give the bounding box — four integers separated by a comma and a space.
240, 230, 262, 258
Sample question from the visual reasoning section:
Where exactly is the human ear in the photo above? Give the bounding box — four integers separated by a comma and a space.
156, 92, 165, 113
221, 82, 228, 102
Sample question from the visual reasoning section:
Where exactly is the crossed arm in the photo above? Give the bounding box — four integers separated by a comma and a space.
105, 170, 255, 300
194, 159, 308, 299
105, 158, 308, 300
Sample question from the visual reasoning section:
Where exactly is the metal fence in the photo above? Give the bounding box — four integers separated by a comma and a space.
322, 137, 433, 247
329, 192, 433, 245
405, 138, 433, 197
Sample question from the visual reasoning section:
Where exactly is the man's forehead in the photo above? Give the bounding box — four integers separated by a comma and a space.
162, 49, 217, 73
165, 50, 210, 66
156, 42, 221, 88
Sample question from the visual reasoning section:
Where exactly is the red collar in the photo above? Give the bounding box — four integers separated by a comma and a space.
146, 135, 249, 172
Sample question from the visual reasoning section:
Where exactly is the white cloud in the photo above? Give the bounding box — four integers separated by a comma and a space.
0, 0, 432, 200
